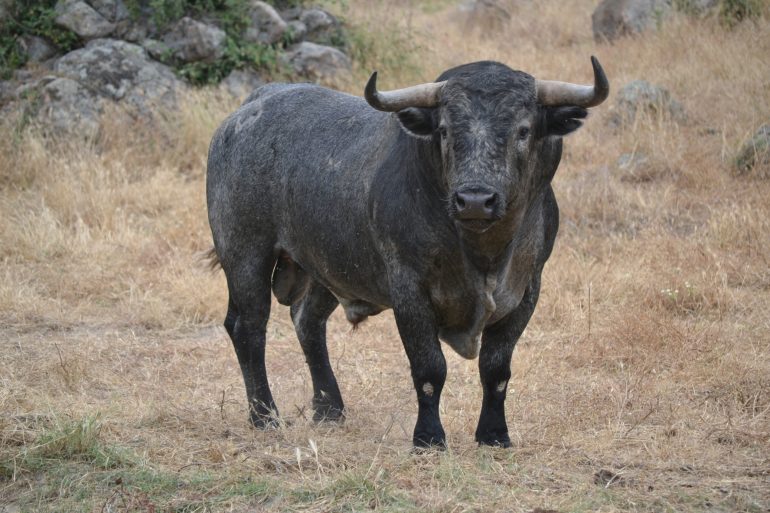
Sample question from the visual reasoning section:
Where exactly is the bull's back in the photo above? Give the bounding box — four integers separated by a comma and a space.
207, 83, 396, 303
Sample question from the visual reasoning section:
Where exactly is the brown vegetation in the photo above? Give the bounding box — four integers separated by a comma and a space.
1, 1, 769, 511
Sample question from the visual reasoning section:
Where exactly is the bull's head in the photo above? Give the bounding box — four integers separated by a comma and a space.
365, 58, 609, 234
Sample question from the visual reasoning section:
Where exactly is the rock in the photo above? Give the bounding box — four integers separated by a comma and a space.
611, 80, 685, 125
734, 124, 770, 177
0, 0, 13, 26
280, 6, 303, 21
299, 9, 340, 44
87, 0, 130, 23
220, 69, 265, 99
592, 0, 672, 42
53, 38, 183, 114
457, 0, 512, 30
55, 0, 116, 39
616, 152, 673, 182
141, 38, 171, 61
37, 77, 103, 139
282, 42, 351, 82
19, 36, 59, 63
14, 75, 57, 99
0, 80, 15, 106
243, 1, 288, 45
286, 20, 307, 43
115, 20, 149, 42
162, 17, 226, 63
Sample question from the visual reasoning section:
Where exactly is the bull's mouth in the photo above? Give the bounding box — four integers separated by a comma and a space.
456, 218, 496, 233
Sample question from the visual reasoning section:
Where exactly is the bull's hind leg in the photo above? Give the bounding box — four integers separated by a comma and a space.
290, 282, 345, 422
224, 255, 279, 428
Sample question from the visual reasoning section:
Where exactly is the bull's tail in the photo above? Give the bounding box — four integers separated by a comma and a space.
203, 246, 221, 271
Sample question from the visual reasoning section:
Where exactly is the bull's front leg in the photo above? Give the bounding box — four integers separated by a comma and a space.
391, 275, 447, 448
476, 276, 541, 447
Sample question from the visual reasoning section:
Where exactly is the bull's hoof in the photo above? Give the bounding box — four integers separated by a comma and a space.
413, 431, 446, 450
475, 432, 511, 448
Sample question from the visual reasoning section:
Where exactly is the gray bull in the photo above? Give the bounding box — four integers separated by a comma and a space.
206, 57, 609, 447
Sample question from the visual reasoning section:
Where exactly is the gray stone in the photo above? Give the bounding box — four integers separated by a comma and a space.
243, 1, 288, 45
0, 0, 13, 26
220, 69, 265, 99
162, 17, 226, 63
14, 75, 58, 100
592, 0, 672, 42
55, 0, 116, 39
54, 38, 183, 114
734, 124, 770, 176
37, 77, 103, 139
457, 0, 512, 30
87, 0, 130, 22
616, 152, 673, 182
0, 80, 16, 105
282, 42, 351, 82
115, 20, 148, 42
280, 6, 303, 21
141, 38, 171, 61
612, 80, 685, 124
286, 20, 307, 44
300, 9, 339, 43
19, 36, 59, 63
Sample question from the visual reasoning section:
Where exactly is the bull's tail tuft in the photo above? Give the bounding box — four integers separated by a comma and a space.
203, 246, 221, 271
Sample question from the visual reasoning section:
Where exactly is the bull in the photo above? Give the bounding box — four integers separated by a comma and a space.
206, 57, 609, 447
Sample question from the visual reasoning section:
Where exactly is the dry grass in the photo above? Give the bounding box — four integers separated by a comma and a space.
1, 1, 769, 511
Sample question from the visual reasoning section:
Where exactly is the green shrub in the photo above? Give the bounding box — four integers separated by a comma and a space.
178, 37, 280, 85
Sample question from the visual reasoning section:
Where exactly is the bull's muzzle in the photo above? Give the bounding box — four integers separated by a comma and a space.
453, 186, 501, 232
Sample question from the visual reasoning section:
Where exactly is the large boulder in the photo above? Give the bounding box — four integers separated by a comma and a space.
611, 80, 685, 125
19, 36, 59, 63
457, 0, 512, 31
220, 69, 265, 99
162, 17, 226, 63
47, 38, 183, 126
243, 1, 288, 45
734, 124, 770, 177
38, 77, 104, 139
55, 0, 116, 39
282, 42, 351, 82
299, 8, 341, 44
592, 0, 672, 42
86, 0, 130, 23
285, 20, 307, 44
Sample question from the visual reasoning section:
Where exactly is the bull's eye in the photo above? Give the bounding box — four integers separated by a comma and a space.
517, 127, 530, 140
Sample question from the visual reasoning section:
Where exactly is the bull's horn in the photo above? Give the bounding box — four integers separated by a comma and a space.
364, 71, 446, 112
536, 56, 609, 108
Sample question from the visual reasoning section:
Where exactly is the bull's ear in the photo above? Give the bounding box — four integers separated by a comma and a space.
543, 105, 588, 136
396, 107, 435, 137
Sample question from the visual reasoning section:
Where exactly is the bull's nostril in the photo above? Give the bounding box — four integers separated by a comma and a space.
455, 194, 466, 209
484, 194, 497, 209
